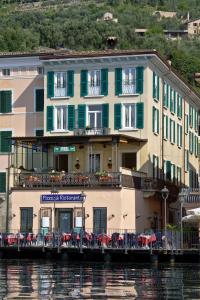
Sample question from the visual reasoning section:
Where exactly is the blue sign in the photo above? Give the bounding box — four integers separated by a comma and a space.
41, 194, 82, 202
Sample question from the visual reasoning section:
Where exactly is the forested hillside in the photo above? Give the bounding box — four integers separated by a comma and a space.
1, 0, 200, 89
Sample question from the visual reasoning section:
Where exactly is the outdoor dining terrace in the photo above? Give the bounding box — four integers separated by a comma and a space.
13, 171, 122, 189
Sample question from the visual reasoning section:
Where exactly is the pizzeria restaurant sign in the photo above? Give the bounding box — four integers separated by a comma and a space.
41, 194, 82, 202
53, 146, 76, 153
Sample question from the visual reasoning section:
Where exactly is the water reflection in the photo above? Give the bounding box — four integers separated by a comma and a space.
0, 260, 200, 299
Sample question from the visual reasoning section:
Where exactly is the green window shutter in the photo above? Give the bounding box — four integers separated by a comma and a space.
163, 83, 169, 107
36, 129, 44, 137
0, 131, 12, 152
152, 107, 155, 133
68, 105, 75, 130
35, 89, 44, 112
78, 104, 86, 128
80, 70, 88, 97
67, 70, 74, 97
153, 72, 156, 99
189, 105, 192, 127
157, 75, 160, 100
195, 109, 198, 132
101, 69, 108, 96
0, 172, 6, 193
166, 160, 171, 181
136, 102, 144, 129
46, 106, 54, 131
136, 66, 144, 94
170, 88, 173, 112
173, 121, 176, 144
102, 103, 109, 128
157, 109, 159, 134
47, 71, 54, 98
114, 103, 121, 130
115, 68, 122, 96
177, 124, 179, 146
166, 115, 168, 139
173, 91, 176, 114
180, 125, 182, 147
0, 91, 12, 113
180, 96, 183, 118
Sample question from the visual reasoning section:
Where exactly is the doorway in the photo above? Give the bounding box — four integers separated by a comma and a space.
93, 207, 107, 234
55, 154, 68, 172
89, 153, 100, 173
121, 153, 136, 170
58, 209, 73, 233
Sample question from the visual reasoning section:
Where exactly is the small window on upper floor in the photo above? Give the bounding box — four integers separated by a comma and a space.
2, 69, 10, 76
88, 70, 101, 96
37, 67, 44, 75
122, 67, 136, 94
54, 72, 67, 98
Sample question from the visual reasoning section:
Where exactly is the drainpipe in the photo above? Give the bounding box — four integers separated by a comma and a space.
6, 151, 11, 232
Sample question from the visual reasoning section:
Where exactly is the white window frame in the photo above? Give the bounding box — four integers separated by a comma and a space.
163, 114, 168, 140
153, 155, 159, 178
88, 70, 101, 96
185, 113, 189, 134
171, 163, 175, 183
122, 103, 137, 129
177, 166, 181, 185
177, 124, 182, 148
122, 67, 136, 95
86, 105, 102, 130
54, 72, 67, 98
170, 119, 175, 144
53, 106, 68, 132
163, 82, 168, 108
170, 87, 175, 114
153, 107, 159, 134
153, 73, 159, 100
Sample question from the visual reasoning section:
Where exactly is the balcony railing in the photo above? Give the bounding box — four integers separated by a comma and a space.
88, 85, 101, 96
74, 127, 110, 136
122, 83, 135, 94
180, 188, 200, 204
54, 87, 67, 98
13, 172, 121, 189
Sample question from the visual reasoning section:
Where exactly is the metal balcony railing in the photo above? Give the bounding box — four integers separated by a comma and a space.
74, 127, 110, 136
13, 172, 121, 189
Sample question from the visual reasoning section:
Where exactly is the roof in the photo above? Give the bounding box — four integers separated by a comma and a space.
11, 134, 148, 145
187, 18, 200, 24
0, 48, 199, 103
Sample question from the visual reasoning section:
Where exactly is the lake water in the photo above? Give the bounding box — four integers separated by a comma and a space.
0, 260, 200, 299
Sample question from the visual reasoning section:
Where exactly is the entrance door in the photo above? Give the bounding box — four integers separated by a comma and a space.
55, 154, 68, 172
20, 207, 33, 232
58, 209, 72, 233
93, 208, 107, 234
89, 154, 100, 173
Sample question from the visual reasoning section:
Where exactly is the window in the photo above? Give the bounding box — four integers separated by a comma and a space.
0, 172, 6, 193
54, 72, 67, 97
0, 131, 12, 152
88, 70, 101, 96
177, 124, 182, 148
177, 94, 182, 119
153, 155, 159, 178
153, 72, 159, 100
87, 105, 102, 129
195, 135, 198, 157
54, 106, 68, 131
122, 153, 136, 170
35, 89, 44, 112
177, 167, 182, 185
163, 82, 169, 108
35, 129, 44, 137
93, 208, 107, 234
189, 131, 194, 154
185, 114, 189, 134
89, 154, 100, 173
0, 91, 12, 113
171, 163, 176, 183
163, 114, 168, 140
20, 207, 33, 232
164, 160, 171, 181
2, 69, 10, 76
170, 88, 176, 114
122, 67, 136, 94
185, 150, 189, 172
37, 67, 44, 75
170, 119, 175, 144
152, 107, 159, 134
189, 105, 193, 128
122, 103, 136, 129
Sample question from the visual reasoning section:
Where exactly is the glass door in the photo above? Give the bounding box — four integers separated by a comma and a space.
58, 209, 73, 233
20, 207, 33, 232
89, 154, 100, 173
93, 208, 107, 234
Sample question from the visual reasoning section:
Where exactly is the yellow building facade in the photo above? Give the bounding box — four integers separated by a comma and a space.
0, 49, 199, 234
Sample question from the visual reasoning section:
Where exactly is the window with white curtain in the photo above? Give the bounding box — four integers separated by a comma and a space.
122, 67, 136, 94
88, 70, 101, 96
122, 103, 136, 129
54, 106, 68, 131
54, 72, 67, 97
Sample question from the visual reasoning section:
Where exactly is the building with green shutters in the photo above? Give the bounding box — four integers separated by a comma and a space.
0, 49, 199, 234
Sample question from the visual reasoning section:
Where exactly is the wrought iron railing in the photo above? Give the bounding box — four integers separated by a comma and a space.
88, 85, 101, 96
122, 82, 135, 94
180, 188, 200, 204
13, 172, 121, 188
74, 127, 110, 136
54, 87, 67, 98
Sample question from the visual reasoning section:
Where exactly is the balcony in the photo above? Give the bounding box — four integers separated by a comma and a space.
180, 188, 200, 205
122, 82, 135, 95
74, 127, 110, 136
13, 172, 121, 189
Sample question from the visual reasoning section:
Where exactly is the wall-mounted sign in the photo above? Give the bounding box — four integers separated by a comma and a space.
41, 194, 82, 202
53, 146, 75, 153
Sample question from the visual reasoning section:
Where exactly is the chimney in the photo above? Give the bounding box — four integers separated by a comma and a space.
106, 36, 118, 49
187, 11, 190, 22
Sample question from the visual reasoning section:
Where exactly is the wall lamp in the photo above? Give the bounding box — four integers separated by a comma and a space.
123, 213, 128, 218
33, 213, 37, 218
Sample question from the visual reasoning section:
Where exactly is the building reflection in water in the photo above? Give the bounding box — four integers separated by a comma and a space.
0, 261, 199, 299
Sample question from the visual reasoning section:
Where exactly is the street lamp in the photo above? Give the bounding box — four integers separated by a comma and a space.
161, 186, 169, 241
80, 191, 86, 231
51, 184, 59, 233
